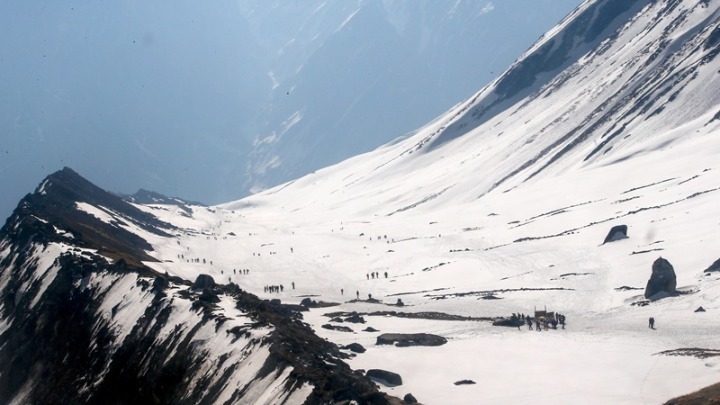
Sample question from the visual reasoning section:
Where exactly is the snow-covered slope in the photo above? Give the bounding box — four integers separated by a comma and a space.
254, 0, 720, 214
0, 169, 399, 404
2, 0, 720, 403
227, 0, 720, 402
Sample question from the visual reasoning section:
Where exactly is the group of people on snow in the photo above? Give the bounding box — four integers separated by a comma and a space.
366, 271, 388, 279
508, 312, 567, 331
264, 284, 284, 293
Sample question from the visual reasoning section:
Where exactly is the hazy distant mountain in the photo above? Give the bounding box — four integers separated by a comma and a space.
0, 0, 581, 224
243, 0, 582, 192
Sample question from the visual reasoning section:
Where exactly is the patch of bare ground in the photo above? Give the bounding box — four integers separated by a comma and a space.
324, 310, 493, 322
428, 287, 574, 300
664, 381, 720, 404
656, 348, 720, 359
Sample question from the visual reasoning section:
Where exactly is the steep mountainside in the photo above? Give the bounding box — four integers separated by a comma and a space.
0, 168, 403, 404
251, 0, 720, 216
242, 0, 581, 193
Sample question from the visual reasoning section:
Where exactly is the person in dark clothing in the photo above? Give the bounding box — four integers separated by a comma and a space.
527, 317, 533, 330
649, 317, 655, 329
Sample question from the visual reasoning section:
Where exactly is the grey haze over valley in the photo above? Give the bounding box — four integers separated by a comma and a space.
0, 0, 580, 221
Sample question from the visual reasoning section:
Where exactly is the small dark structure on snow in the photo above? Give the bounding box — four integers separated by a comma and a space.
376, 333, 447, 347
603, 224, 628, 244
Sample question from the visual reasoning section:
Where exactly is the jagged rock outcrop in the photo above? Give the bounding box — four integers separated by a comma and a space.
644, 257, 677, 299
1, 167, 173, 267
123, 188, 198, 215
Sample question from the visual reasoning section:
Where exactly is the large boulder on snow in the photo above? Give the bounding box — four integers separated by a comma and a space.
403, 393, 418, 403
603, 224, 628, 244
376, 333, 447, 347
644, 257, 677, 299
192, 274, 216, 290
367, 369, 402, 386
342, 343, 366, 353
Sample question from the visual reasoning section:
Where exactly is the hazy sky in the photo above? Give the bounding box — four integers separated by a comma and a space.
0, 0, 582, 222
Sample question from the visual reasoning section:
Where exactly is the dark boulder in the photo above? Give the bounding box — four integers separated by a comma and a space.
705, 258, 720, 273
454, 380, 476, 385
321, 324, 354, 333
644, 257, 677, 299
603, 224, 628, 244
342, 343, 366, 353
300, 297, 317, 307
403, 393, 418, 403
299, 297, 340, 309
192, 274, 215, 291
367, 369, 402, 387
345, 313, 366, 324
376, 333, 447, 347
363, 327, 379, 332
492, 317, 523, 327
695, 306, 706, 313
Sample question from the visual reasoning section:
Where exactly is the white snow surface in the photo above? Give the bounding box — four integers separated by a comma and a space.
142, 128, 720, 403
135, 1, 720, 402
